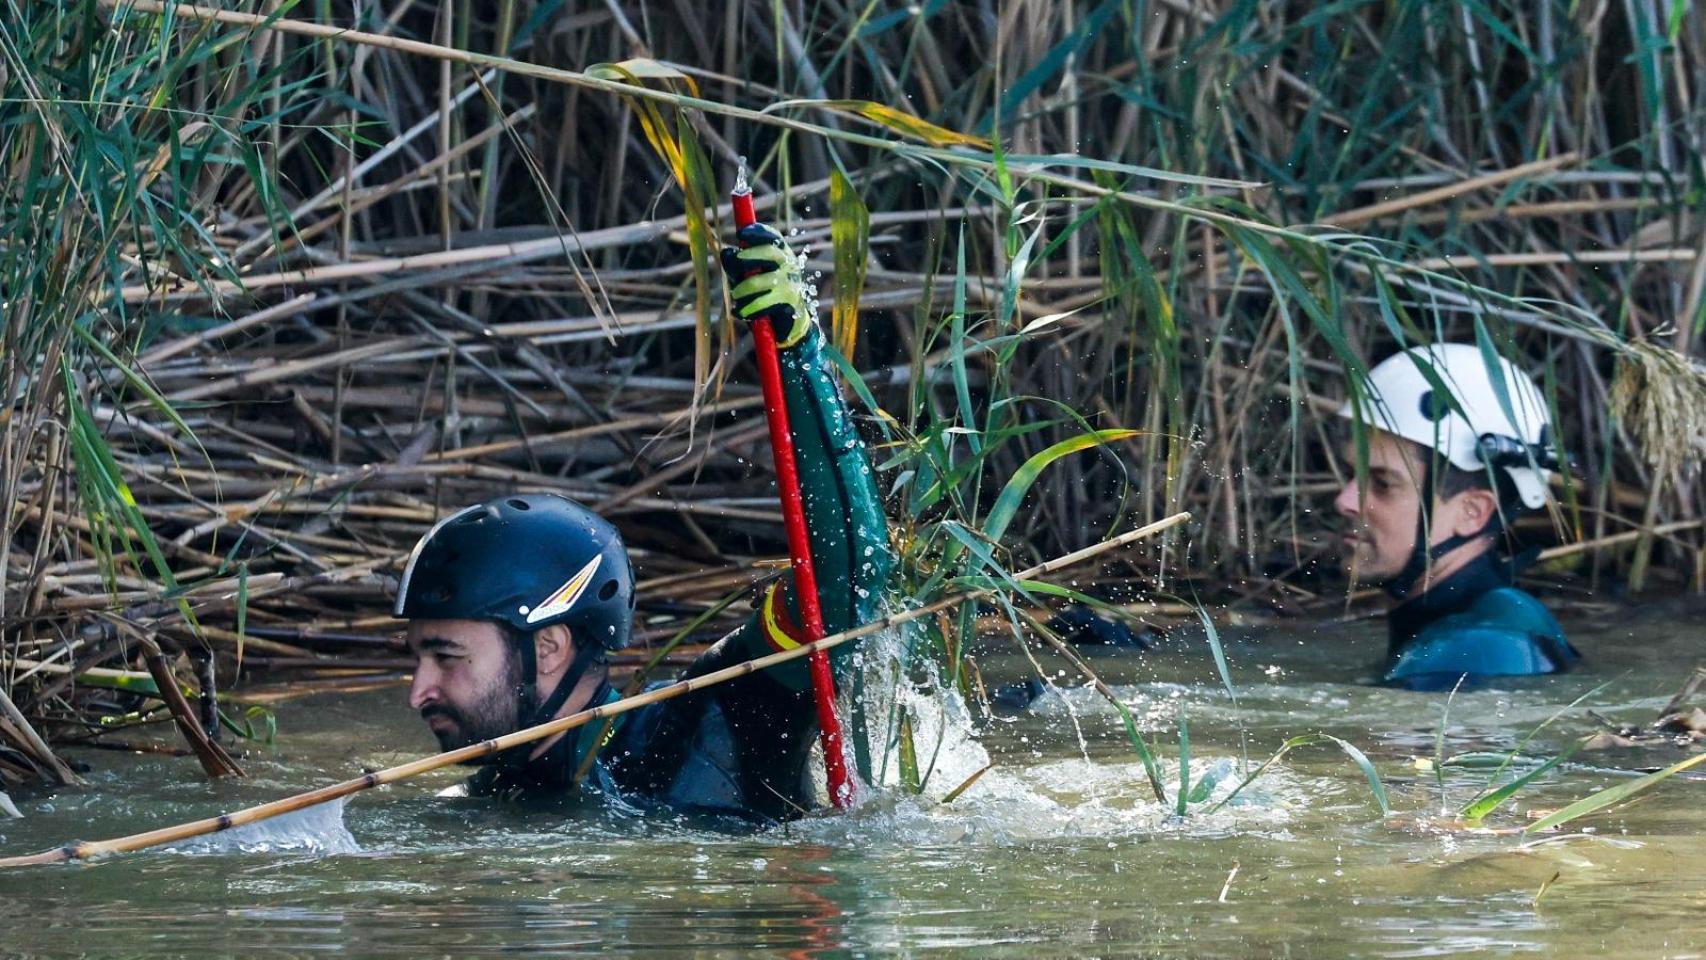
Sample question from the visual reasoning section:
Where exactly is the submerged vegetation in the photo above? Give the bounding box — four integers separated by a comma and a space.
1, 0, 1704, 841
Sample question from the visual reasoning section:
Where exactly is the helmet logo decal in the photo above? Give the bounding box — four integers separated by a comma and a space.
524, 555, 603, 625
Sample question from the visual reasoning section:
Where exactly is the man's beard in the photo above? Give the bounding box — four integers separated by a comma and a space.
419, 654, 522, 759
1341, 535, 1379, 580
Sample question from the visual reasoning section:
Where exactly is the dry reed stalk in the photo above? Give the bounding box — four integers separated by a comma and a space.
1321, 153, 1580, 227
136, 636, 243, 778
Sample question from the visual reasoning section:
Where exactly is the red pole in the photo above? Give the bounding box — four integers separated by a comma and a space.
732, 186, 854, 808
731, 188, 756, 235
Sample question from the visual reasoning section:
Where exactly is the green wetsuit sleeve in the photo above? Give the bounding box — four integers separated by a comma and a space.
726, 322, 894, 687
605, 325, 892, 817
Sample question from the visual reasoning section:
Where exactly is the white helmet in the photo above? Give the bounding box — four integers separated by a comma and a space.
1336, 343, 1558, 510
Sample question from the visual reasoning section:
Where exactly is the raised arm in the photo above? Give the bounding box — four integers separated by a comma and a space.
734, 320, 893, 682
716, 223, 893, 686
605, 223, 892, 818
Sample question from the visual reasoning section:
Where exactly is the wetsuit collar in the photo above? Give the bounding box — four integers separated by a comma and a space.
1387, 549, 1509, 652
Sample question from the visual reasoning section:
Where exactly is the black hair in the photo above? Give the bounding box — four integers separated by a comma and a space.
496, 621, 609, 667
1437, 461, 1492, 500
1400, 440, 1531, 540
1426, 448, 1528, 518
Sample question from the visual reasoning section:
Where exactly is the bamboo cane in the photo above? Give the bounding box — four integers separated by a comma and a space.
1535, 519, 1706, 562
0, 512, 1189, 868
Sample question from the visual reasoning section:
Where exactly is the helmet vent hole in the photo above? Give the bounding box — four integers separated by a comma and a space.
509, 498, 530, 511
1417, 390, 1447, 422
598, 579, 619, 601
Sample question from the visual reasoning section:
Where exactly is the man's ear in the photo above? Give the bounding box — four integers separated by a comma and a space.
533, 623, 576, 677
1445, 487, 1498, 537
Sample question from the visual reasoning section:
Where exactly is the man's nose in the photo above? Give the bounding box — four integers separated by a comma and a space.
408, 663, 438, 711
1333, 479, 1362, 519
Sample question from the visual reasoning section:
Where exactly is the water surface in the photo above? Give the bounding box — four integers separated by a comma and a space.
3, 599, 1704, 958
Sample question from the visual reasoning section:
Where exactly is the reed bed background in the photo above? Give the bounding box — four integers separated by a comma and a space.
2, 0, 1704, 785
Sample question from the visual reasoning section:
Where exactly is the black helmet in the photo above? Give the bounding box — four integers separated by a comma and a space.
393, 493, 635, 650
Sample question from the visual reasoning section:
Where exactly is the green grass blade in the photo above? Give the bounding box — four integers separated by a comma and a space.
1205, 734, 1388, 816
949, 225, 979, 456
1117, 701, 1169, 806
1525, 752, 1706, 834
981, 429, 1138, 543
829, 169, 870, 361
1176, 704, 1191, 816
1198, 606, 1237, 708
234, 563, 249, 668
1323, 735, 1391, 817
1461, 738, 1585, 824
1204, 736, 1313, 814
765, 99, 990, 148
897, 705, 922, 795
1434, 678, 1464, 803
941, 763, 993, 803
1187, 768, 1220, 805
1460, 680, 1615, 810
68, 322, 198, 443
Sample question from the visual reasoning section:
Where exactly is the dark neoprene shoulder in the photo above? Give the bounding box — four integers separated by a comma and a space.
1384, 587, 1578, 691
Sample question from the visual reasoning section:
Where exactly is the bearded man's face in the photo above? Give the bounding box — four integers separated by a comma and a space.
405, 620, 523, 756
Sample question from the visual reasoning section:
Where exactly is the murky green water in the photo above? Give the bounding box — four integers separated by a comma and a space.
4, 599, 1705, 958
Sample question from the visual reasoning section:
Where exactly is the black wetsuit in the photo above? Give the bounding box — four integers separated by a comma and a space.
467, 326, 892, 822
1381, 551, 1580, 692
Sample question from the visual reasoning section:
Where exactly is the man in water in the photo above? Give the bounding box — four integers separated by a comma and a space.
392, 223, 892, 820
1333, 342, 1580, 691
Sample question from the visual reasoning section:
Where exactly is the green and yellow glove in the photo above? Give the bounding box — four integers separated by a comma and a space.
720, 223, 814, 349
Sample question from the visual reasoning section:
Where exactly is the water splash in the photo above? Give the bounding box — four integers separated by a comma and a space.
795, 754, 1310, 848
164, 798, 360, 857
791, 612, 1325, 846
839, 612, 991, 804
733, 155, 750, 195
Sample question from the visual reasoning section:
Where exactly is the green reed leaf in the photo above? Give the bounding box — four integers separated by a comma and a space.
1526, 751, 1706, 833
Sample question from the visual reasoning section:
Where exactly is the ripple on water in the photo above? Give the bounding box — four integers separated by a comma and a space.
5, 602, 1704, 958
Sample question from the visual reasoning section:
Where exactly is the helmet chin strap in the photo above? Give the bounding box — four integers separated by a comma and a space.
1384, 460, 1499, 601
504, 626, 606, 769
526, 640, 603, 729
